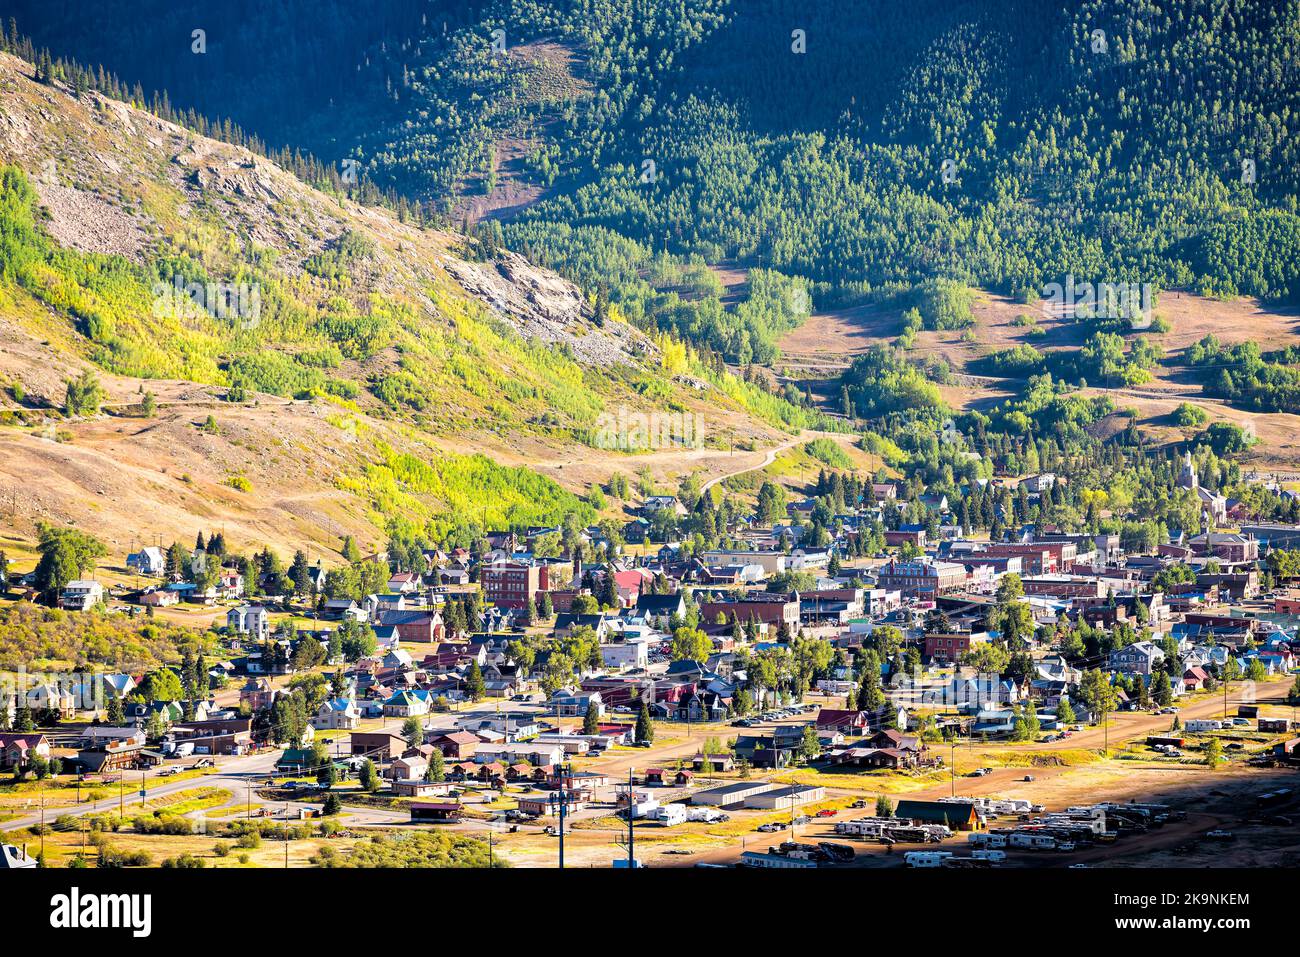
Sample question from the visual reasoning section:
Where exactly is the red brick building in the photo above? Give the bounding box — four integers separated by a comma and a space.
482, 561, 553, 610
924, 633, 974, 662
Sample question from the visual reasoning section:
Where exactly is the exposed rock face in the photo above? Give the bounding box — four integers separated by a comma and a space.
443, 250, 659, 368
32, 180, 149, 260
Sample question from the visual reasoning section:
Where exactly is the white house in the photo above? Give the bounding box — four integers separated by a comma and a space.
227, 605, 270, 641
126, 546, 165, 576
311, 698, 361, 731
60, 580, 103, 611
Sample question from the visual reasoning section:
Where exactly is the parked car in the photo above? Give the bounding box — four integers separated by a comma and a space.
815, 809, 837, 818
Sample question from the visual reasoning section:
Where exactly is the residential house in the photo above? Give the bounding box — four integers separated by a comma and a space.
0, 733, 51, 770
383, 690, 431, 718
126, 546, 165, 576
239, 677, 276, 711
1108, 641, 1165, 675
311, 698, 361, 731
227, 605, 270, 641
60, 580, 103, 611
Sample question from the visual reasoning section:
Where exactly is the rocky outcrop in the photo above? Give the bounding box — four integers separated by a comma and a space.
443, 250, 658, 368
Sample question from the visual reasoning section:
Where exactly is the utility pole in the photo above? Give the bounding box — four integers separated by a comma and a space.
555, 762, 571, 869
627, 766, 635, 868
556, 788, 566, 869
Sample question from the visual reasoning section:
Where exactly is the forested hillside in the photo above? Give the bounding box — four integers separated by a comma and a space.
9, 0, 1300, 429
11, 0, 1300, 370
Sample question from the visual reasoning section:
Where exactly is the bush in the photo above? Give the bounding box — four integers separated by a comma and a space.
97, 845, 153, 867
161, 853, 205, 868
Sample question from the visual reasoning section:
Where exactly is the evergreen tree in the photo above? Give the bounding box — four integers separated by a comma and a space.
402, 716, 424, 751
1152, 670, 1173, 707
464, 660, 486, 702
425, 748, 445, 783
635, 700, 654, 744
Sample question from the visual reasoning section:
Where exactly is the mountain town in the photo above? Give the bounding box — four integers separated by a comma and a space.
3, 443, 1300, 870
0, 2, 1297, 912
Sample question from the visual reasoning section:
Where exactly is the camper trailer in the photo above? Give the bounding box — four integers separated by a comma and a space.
651, 803, 687, 826
904, 850, 953, 868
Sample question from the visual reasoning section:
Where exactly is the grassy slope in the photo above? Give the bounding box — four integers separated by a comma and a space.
779, 286, 1300, 472
0, 51, 808, 561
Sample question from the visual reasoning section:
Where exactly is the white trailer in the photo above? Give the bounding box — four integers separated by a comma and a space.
1009, 832, 1056, 850
651, 803, 687, 826
686, 806, 723, 823
904, 851, 953, 868
971, 849, 1007, 862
